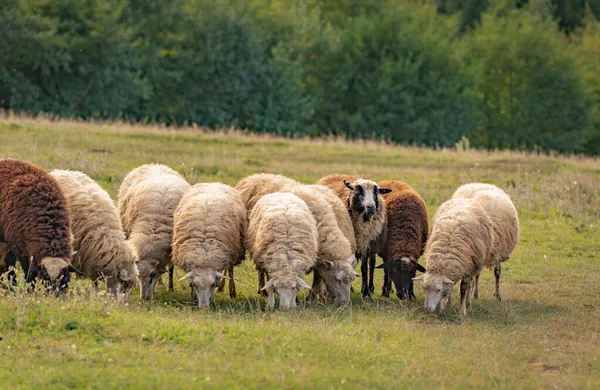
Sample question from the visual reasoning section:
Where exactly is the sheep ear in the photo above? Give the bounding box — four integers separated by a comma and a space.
343, 180, 355, 191
412, 275, 425, 282
297, 278, 311, 289
443, 276, 454, 285
215, 271, 230, 280
119, 268, 128, 280
323, 260, 334, 269
260, 278, 275, 292
376, 261, 392, 269
412, 261, 426, 273
72, 251, 78, 256
68, 265, 85, 276
378, 188, 392, 194
354, 272, 360, 277
178, 272, 193, 282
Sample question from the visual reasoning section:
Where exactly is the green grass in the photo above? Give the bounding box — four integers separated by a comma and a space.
0, 115, 599, 389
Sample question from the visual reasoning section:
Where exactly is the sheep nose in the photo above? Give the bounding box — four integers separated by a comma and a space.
365, 206, 376, 216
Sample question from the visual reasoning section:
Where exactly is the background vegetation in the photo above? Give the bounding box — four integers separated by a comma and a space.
2, 0, 600, 154
0, 116, 599, 388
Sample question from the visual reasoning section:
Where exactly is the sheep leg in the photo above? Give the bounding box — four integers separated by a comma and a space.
168, 265, 175, 292
360, 255, 370, 298
310, 269, 322, 300
473, 274, 480, 300
494, 263, 502, 301
368, 251, 376, 295
258, 270, 267, 297
460, 279, 471, 317
466, 278, 474, 309
4, 250, 18, 287
228, 266, 236, 299
381, 256, 391, 298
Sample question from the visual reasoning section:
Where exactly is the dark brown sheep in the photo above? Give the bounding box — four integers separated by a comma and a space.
372, 180, 428, 300
316, 174, 391, 298
0, 158, 77, 292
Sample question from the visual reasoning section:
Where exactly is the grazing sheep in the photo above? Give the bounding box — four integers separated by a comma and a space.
452, 183, 519, 301
235, 173, 299, 293
247, 192, 317, 310
49, 170, 139, 295
373, 180, 428, 300
172, 183, 247, 309
413, 198, 494, 317
288, 185, 357, 306
0, 159, 77, 293
118, 164, 190, 300
316, 174, 391, 298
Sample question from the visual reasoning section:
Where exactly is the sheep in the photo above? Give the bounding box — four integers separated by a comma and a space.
172, 183, 247, 308
247, 192, 317, 310
235, 173, 299, 293
49, 170, 139, 295
372, 180, 428, 300
413, 197, 495, 317
118, 164, 190, 300
316, 174, 391, 298
452, 183, 519, 301
0, 158, 78, 293
287, 185, 357, 306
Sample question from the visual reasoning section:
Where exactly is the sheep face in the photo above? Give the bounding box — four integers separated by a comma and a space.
343, 179, 391, 220
261, 277, 311, 310
136, 259, 162, 300
117, 262, 139, 296
317, 258, 357, 306
377, 258, 426, 300
38, 257, 79, 295
413, 273, 454, 312
181, 270, 226, 309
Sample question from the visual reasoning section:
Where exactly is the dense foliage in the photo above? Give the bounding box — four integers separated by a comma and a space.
2, 0, 600, 153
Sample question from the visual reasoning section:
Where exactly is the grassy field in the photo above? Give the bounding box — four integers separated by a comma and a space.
0, 115, 599, 389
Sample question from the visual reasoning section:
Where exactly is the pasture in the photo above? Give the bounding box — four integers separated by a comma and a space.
0, 115, 599, 389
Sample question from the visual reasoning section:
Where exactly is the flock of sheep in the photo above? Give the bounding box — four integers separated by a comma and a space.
0, 158, 519, 316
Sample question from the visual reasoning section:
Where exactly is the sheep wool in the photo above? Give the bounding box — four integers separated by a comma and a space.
0, 158, 75, 292
118, 164, 190, 300
172, 183, 247, 308
414, 197, 494, 317
247, 192, 318, 310
50, 170, 138, 295
235, 173, 299, 214
452, 183, 519, 300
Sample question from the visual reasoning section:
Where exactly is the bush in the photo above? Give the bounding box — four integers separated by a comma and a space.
464, 5, 593, 152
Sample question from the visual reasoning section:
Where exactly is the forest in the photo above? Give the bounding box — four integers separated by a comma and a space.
2, 0, 600, 154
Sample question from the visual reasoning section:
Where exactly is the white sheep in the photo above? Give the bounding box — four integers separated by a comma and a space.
118, 164, 190, 300
50, 170, 139, 295
172, 183, 247, 309
413, 197, 495, 317
288, 185, 357, 305
247, 192, 317, 310
235, 173, 299, 292
452, 183, 519, 300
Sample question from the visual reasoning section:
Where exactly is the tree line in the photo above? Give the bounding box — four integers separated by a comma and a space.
2, 0, 600, 154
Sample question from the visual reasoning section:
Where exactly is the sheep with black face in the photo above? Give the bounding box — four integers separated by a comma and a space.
373, 180, 428, 300
316, 175, 391, 298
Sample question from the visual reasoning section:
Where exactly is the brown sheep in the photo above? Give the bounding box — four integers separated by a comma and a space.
316, 174, 391, 298
372, 180, 428, 300
0, 159, 78, 293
